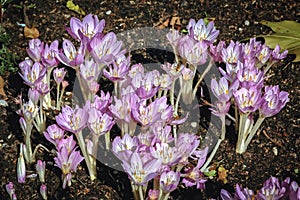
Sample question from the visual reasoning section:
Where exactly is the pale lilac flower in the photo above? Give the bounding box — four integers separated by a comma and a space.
210, 99, 231, 117
112, 134, 140, 162
53, 68, 66, 84
54, 146, 84, 189
88, 108, 115, 135
19, 59, 33, 73
44, 124, 65, 146
289, 181, 300, 200
211, 77, 239, 101
149, 142, 181, 166
259, 85, 289, 117
235, 184, 255, 200
178, 35, 208, 66
19, 62, 46, 87
56, 105, 88, 133
161, 62, 184, 78
36, 81, 50, 95
41, 40, 59, 68
26, 38, 44, 62
233, 86, 262, 113
58, 39, 84, 68
182, 166, 206, 190
270, 45, 288, 61
66, 14, 105, 42
90, 91, 112, 113
122, 152, 161, 186
103, 55, 130, 81
166, 29, 181, 49
257, 176, 286, 200
210, 40, 226, 62
17, 144, 26, 183
56, 135, 77, 154
80, 59, 101, 82
89, 32, 124, 65
36, 160, 46, 183
220, 189, 234, 200
28, 88, 40, 105
6, 182, 17, 200
160, 171, 181, 193
256, 44, 271, 65
147, 189, 159, 200
176, 133, 201, 165
236, 62, 264, 89
242, 38, 262, 61
40, 184, 47, 200
19, 99, 38, 123
152, 125, 174, 144
222, 40, 242, 65
128, 63, 144, 79
219, 60, 243, 83
187, 19, 219, 43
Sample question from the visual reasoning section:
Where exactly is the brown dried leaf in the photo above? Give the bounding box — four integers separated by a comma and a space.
217, 166, 228, 184
24, 26, 40, 39
0, 75, 7, 99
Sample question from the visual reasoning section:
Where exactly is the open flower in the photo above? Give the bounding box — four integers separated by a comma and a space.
88, 108, 115, 135
259, 85, 289, 117
19, 62, 46, 87
233, 86, 262, 114
53, 67, 66, 84
187, 19, 219, 43
122, 152, 161, 186
26, 38, 44, 62
56, 105, 88, 133
41, 40, 59, 68
44, 124, 65, 146
112, 134, 140, 162
58, 39, 84, 68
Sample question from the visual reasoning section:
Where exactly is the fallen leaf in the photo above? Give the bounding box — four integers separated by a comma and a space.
24, 26, 39, 39
0, 75, 7, 99
217, 166, 228, 184
257, 20, 300, 62
66, 0, 86, 15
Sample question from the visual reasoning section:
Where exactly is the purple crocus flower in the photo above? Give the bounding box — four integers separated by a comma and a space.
19, 99, 38, 123
19, 62, 46, 87
66, 14, 105, 42
147, 189, 159, 200
122, 152, 161, 186
27, 38, 44, 62
257, 176, 287, 200
236, 62, 264, 89
55, 105, 88, 133
176, 133, 201, 165
182, 166, 206, 190
57, 39, 84, 68
28, 88, 40, 105
211, 77, 239, 101
41, 40, 59, 68
43, 124, 65, 146
233, 86, 262, 113
242, 38, 262, 61
256, 44, 271, 65
234, 184, 255, 200
89, 32, 124, 65
152, 125, 174, 144
53, 67, 66, 84
289, 181, 300, 200
270, 45, 288, 61
259, 85, 289, 117
187, 19, 220, 43
112, 134, 140, 162
54, 146, 84, 189
56, 135, 77, 154
210, 99, 231, 117
166, 29, 181, 49
210, 40, 226, 62
90, 91, 112, 113
149, 142, 181, 166
161, 62, 184, 79
160, 171, 181, 193
222, 40, 243, 65
219, 60, 243, 83
88, 108, 115, 135
36, 81, 50, 95
103, 55, 130, 81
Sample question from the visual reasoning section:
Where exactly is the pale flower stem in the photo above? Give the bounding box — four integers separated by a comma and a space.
235, 104, 239, 133
58, 86, 66, 109
244, 117, 265, 149
192, 60, 213, 97
131, 183, 139, 200
236, 113, 248, 154
174, 88, 182, 115
162, 193, 170, 200
104, 131, 111, 150
138, 185, 144, 200
170, 81, 175, 107
56, 84, 60, 110
200, 115, 226, 172
114, 82, 118, 99
76, 131, 96, 181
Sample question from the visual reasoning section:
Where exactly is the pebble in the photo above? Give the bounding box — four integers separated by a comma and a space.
244, 20, 250, 26
191, 122, 197, 128
106, 10, 112, 15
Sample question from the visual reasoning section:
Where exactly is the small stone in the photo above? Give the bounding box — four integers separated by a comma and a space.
105, 10, 112, 15
238, 27, 243, 32
244, 20, 250, 26
191, 122, 197, 128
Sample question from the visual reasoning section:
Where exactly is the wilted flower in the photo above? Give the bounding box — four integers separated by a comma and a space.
187, 19, 219, 43
56, 105, 88, 133
160, 171, 181, 193
259, 85, 289, 117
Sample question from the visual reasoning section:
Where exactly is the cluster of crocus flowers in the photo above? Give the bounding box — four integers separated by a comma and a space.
208, 37, 289, 154
221, 176, 300, 200
44, 124, 83, 188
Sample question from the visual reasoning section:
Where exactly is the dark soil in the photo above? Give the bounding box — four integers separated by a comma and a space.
0, 0, 299, 199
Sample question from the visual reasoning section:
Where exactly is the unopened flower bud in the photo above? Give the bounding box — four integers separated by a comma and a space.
40, 184, 47, 200
5, 182, 16, 200
36, 160, 46, 183
17, 145, 26, 183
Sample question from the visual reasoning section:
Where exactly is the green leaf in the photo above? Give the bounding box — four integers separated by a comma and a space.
257, 20, 300, 62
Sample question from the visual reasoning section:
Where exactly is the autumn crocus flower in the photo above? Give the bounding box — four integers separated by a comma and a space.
66, 14, 105, 42
233, 86, 262, 114
17, 144, 26, 183
36, 160, 46, 183
221, 40, 242, 65
187, 18, 220, 44
103, 55, 130, 82
236, 62, 264, 89
87, 108, 115, 135
122, 152, 161, 186
41, 40, 59, 68
150, 142, 181, 166
53, 67, 66, 84
5, 182, 17, 200
43, 124, 65, 146
55, 105, 88, 133
259, 85, 289, 117
112, 133, 140, 162
27, 38, 44, 62
58, 39, 84, 68
270, 44, 288, 61
257, 176, 287, 200
160, 171, 181, 193
19, 62, 46, 87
